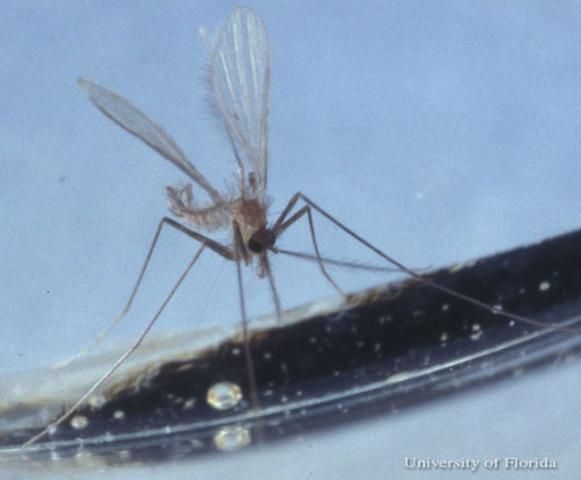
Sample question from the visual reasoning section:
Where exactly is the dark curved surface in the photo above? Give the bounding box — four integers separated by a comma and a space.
2, 227, 581, 466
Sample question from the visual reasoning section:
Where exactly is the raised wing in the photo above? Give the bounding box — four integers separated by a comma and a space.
78, 78, 223, 204
209, 7, 270, 196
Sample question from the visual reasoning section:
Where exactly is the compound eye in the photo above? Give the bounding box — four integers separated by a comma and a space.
248, 238, 264, 253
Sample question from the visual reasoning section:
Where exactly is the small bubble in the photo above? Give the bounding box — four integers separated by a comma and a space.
183, 398, 196, 410
470, 330, 483, 341
113, 410, 125, 420
472, 323, 481, 332
539, 281, 550, 291
70, 415, 89, 430
207, 381, 243, 410
492, 304, 503, 314
214, 425, 251, 451
441, 303, 450, 312
440, 332, 449, 343
88, 394, 106, 408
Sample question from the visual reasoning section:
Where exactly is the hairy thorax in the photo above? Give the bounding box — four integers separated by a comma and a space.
231, 198, 268, 248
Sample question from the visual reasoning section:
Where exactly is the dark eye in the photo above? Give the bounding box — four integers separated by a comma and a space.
248, 238, 264, 253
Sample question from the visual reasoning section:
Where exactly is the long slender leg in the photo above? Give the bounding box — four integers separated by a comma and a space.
232, 222, 261, 417
262, 253, 282, 320
56, 217, 235, 368
22, 244, 207, 449
271, 192, 301, 233
272, 247, 424, 274
272, 203, 343, 295
278, 192, 576, 334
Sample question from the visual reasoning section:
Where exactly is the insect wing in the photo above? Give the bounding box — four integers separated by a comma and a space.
78, 79, 223, 203
209, 7, 271, 194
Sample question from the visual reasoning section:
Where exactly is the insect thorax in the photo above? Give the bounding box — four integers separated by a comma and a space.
231, 198, 269, 247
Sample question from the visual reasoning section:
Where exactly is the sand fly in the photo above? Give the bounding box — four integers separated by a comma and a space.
22, 6, 576, 449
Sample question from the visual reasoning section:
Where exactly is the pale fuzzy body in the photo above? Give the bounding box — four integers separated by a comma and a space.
78, 7, 272, 275
167, 181, 269, 274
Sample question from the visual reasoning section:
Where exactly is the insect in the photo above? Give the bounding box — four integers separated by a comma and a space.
22, 6, 575, 449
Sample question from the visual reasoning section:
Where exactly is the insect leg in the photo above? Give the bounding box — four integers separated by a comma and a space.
290, 192, 577, 333
56, 217, 235, 368
272, 196, 343, 295
232, 221, 261, 423
271, 247, 418, 274
22, 243, 207, 449
261, 253, 282, 320
23, 220, 236, 448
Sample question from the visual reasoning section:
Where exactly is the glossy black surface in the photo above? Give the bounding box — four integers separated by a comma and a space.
3, 227, 581, 465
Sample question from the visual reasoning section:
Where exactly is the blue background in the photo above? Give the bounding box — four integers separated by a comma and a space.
1, 1, 580, 478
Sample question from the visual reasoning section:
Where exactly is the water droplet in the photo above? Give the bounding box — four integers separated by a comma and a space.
470, 330, 482, 341
492, 304, 503, 314
207, 381, 243, 410
214, 425, 251, 451
113, 410, 125, 420
70, 415, 88, 430
88, 394, 106, 408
